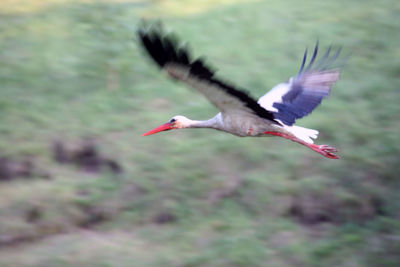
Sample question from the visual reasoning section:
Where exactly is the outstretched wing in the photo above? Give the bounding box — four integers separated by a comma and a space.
258, 43, 342, 126
138, 24, 278, 124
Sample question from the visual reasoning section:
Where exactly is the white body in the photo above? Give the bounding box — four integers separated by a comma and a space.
175, 110, 318, 144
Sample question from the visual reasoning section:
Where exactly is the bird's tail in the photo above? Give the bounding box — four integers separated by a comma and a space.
287, 125, 319, 144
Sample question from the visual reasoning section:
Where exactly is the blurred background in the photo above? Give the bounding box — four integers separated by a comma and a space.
0, 0, 399, 266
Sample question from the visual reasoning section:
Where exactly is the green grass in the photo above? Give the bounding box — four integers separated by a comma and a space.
0, 0, 399, 266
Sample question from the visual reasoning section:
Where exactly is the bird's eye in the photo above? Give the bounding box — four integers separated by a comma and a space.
170, 118, 176, 123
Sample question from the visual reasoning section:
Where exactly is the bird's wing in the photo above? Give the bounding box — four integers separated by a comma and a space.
138, 25, 278, 124
258, 43, 342, 126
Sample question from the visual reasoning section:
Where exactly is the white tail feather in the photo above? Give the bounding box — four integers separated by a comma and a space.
286, 125, 319, 144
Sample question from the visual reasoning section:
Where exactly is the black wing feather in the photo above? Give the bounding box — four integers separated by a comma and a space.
138, 25, 277, 123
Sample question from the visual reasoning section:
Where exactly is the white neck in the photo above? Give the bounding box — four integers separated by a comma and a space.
186, 114, 223, 130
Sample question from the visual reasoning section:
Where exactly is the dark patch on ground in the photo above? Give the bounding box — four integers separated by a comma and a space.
0, 233, 41, 249
53, 140, 122, 174
0, 156, 50, 181
153, 211, 176, 224
25, 206, 42, 223
287, 192, 385, 226
78, 205, 112, 229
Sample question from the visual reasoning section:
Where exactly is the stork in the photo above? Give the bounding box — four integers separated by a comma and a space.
138, 24, 343, 159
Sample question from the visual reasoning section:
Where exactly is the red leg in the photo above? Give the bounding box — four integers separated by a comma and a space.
265, 131, 339, 159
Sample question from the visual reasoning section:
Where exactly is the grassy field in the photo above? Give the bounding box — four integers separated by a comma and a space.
0, 0, 399, 266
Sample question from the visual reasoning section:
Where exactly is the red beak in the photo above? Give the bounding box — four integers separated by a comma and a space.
142, 122, 172, 136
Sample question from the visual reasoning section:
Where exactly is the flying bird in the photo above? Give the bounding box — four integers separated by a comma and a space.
138, 24, 343, 159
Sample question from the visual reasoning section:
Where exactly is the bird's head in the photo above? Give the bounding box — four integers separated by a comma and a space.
142, 115, 191, 136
